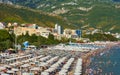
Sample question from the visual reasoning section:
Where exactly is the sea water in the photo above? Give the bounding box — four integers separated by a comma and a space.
87, 45, 120, 75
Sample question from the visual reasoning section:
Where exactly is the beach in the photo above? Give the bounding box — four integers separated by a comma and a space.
0, 42, 118, 75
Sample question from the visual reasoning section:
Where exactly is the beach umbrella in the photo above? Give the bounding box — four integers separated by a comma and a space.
22, 72, 30, 75
74, 73, 82, 75
7, 70, 14, 74
30, 67, 40, 71
4, 65, 11, 68
41, 72, 49, 75
21, 64, 30, 68
12, 68, 19, 72
0, 67, 6, 71
1, 73, 9, 75
10, 63, 16, 66
59, 71, 67, 75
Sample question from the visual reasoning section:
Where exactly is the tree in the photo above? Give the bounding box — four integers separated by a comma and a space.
48, 34, 54, 40
0, 30, 13, 50
83, 33, 118, 41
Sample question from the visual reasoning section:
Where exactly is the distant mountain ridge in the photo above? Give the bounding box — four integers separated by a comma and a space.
1, 0, 120, 33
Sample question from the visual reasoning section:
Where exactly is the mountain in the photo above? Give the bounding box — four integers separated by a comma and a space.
0, 3, 74, 28
1, 0, 120, 32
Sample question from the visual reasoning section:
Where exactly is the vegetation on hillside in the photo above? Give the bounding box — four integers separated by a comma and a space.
86, 4, 120, 33
0, 3, 74, 28
83, 33, 118, 41
10, 0, 120, 33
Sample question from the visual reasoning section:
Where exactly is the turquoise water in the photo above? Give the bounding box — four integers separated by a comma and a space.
87, 45, 120, 75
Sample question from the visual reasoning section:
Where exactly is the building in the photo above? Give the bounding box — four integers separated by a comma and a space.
0, 22, 5, 29
26, 24, 38, 29
14, 26, 50, 38
54, 24, 63, 35
58, 25, 63, 35
76, 29, 82, 38
37, 27, 50, 38
55, 24, 58, 30
14, 26, 37, 36
63, 29, 80, 39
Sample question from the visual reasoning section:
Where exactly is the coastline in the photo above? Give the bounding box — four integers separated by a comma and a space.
81, 42, 118, 75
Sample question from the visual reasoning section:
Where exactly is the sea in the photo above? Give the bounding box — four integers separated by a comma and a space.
87, 45, 120, 75
113, 0, 120, 2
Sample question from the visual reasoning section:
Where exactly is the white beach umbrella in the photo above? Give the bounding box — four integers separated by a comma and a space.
74, 73, 82, 75
41, 72, 49, 75
1, 73, 9, 75
0, 67, 6, 70
4, 65, 11, 68
12, 68, 19, 72
59, 72, 67, 75
7, 70, 14, 74
21, 64, 30, 68
30, 67, 40, 71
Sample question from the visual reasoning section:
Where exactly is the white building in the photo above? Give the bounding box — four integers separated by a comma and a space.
0, 22, 5, 29
55, 24, 58, 30
27, 24, 38, 29
63, 29, 79, 39
14, 26, 50, 38
37, 27, 50, 38
54, 24, 63, 35
58, 25, 63, 34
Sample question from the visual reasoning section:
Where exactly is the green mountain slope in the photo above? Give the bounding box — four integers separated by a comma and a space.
86, 4, 120, 32
0, 3, 74, 28
10, 0, 120, 33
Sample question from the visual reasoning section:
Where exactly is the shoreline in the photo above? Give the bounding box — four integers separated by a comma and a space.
81, 42, 118, 75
